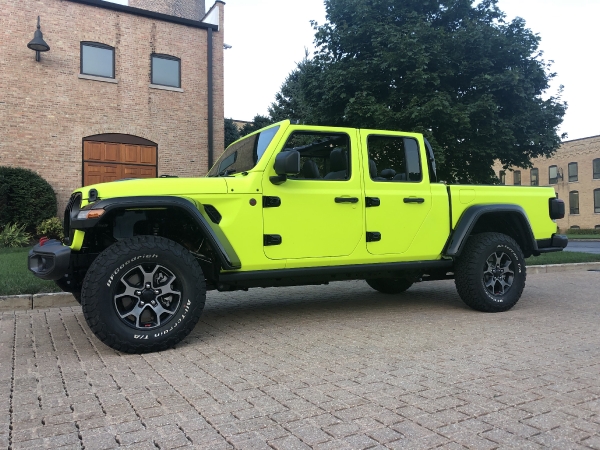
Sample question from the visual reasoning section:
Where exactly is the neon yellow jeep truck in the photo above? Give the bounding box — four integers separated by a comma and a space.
28, 121, 567, 353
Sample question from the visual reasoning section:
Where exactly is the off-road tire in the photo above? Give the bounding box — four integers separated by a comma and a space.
454, 232, 526, 312
366, 277, 414, 294
81, 236, 206, 353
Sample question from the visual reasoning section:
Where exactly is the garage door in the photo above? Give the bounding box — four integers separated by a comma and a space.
83, 141, 157, 186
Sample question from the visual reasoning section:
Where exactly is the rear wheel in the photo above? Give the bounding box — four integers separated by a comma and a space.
81, 236, 206, 353
454, 232, 526, 312
366, 277, 413, 294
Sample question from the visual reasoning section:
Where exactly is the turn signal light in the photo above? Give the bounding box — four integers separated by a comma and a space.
77, 209, 105, 220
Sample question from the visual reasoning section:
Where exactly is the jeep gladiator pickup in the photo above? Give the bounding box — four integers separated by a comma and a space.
29, 121, 567, 353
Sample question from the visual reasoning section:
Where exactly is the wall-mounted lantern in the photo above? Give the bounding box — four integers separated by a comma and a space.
27, 16, 50, 62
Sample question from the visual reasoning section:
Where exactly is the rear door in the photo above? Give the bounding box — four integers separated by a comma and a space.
360, 130, 432, 256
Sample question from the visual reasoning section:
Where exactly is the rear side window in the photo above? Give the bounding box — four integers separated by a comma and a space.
367, 135, 422, 182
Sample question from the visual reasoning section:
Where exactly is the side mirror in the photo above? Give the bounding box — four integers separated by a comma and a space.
271, 150, 300, 185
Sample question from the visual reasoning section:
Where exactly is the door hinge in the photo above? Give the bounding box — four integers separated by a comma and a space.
263, 196, 281, 208
366, 232, 381, 242
263, 234, 282, 246
365, 197, 380, 207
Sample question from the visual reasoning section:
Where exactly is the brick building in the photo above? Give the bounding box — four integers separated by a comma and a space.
0, 0, 224, 213
494, 135, 600, 231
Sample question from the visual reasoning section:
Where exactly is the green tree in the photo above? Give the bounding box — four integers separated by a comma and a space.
224, 118, 241, 148
270, 0, 567, 183
240, 115, 274, 137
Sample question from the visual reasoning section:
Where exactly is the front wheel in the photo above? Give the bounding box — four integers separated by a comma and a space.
81, 236, 206, 353
454, 232, 526, 312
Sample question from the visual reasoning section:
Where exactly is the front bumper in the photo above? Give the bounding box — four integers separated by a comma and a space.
28, 239, 71, 280
536, 234, 568, 254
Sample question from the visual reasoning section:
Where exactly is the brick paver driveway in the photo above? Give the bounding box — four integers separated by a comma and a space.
2, 271, 600, 449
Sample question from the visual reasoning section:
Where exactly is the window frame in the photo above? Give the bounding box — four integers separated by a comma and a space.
595, 188, 600, 213
568, 162, 578, 182
530, 168, 539, 186
151, 53, 181, 88
569, 190, 579, 215
549, 165, 558, 184
80, 42, 115, 79
513, 170, 521, 186
499, 171, 506, 185
594, 158, 600, 180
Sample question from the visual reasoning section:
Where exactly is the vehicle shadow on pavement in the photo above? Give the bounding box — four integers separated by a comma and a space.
181, 280, 468, 348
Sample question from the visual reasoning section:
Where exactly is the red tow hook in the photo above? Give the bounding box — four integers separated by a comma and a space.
39, 237, 49, 246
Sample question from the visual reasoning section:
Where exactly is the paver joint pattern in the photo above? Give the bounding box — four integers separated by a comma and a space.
1, 271, 600, 449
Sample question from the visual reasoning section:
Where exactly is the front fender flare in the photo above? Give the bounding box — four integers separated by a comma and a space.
72, 196, 241, 270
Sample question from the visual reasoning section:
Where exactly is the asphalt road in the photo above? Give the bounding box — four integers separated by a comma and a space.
564, 240, 600, 254
2, 271, 600, 449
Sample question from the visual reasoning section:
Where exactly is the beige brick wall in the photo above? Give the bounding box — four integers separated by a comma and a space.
129, 0, 206, 21
0, 0, 224, 214
494, 136, 600, 231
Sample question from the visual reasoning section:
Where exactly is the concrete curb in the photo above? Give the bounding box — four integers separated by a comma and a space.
2, 262, 600, 312
0, 292, 78, 312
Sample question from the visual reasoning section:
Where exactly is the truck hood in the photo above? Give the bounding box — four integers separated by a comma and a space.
77, 177, 228, 201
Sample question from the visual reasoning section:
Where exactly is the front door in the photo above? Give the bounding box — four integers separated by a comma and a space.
262, 128, 364, 260
361, 130, 432, 256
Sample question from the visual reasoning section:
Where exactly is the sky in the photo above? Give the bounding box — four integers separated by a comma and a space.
221, 0, 599, 141
107, 0, 599, 141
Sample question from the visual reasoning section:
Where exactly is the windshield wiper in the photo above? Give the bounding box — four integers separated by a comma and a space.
218, 168, 237, 176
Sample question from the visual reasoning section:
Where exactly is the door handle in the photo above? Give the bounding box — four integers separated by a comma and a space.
403, 197, 425, 204
335, 197, 359, 204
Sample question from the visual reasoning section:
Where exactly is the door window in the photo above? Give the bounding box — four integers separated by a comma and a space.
367, 135, 422, 182
283, 131, 351, 181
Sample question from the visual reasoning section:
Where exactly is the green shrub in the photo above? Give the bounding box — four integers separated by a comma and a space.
0, 167, 57, 232
0, 223, 31, 248
36, 217, 64, 241
565, 228, 600, 235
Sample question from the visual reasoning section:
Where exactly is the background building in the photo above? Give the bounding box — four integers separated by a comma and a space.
0, 0, 224, 213
495, 135, 600, 231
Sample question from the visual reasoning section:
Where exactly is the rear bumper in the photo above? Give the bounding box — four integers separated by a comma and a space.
28, 240, 71, 280
535, 234, 568, 254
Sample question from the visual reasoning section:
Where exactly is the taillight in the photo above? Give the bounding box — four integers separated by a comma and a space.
549, 197, 565, 220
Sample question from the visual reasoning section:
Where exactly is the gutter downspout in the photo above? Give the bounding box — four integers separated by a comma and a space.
207, 28, 214, 171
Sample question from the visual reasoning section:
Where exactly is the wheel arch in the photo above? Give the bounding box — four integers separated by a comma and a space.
77, 196, 241, 271
444, 204, 538, 258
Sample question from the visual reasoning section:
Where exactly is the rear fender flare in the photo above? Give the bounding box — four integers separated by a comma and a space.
444, 204, 537, 258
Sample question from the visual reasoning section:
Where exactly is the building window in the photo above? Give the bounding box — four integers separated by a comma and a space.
513, 171, 521, 186
569, 191, 579, 215
595, 225, 600, 229
594, 159, 600, 179
549, 165, 558, 184
595, 189, 600, 213
499, 171, 505, 185
151, 54, 181, 88
570, 226, 580, 229
81, 42, 115, 78
568, 162, 578, 182
530, 168, 539, 186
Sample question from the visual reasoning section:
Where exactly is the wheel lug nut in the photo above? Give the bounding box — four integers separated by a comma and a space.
154, 290, 160, 294
140, 301, 145, 306
151, 300, 156, 305
145, 282, 151, 288
135, 290, 141, 296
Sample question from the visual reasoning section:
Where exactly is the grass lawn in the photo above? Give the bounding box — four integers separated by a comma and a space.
0, 247, 61, 296
2, 245, 600, 296
526, 251, 600, 265
566, 234, 600, 240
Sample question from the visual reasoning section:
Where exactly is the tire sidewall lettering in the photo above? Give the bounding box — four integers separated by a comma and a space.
106, 254, 158, 287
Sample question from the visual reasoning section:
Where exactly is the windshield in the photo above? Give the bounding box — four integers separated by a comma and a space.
208, 125, 280, 176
